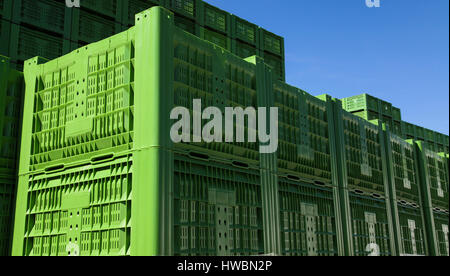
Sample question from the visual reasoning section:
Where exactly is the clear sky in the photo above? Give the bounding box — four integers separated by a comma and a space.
205, 0, 449, 135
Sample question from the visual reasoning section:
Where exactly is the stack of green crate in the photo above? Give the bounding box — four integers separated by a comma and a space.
0, 55, 24, 256
414, 141, 449, 256
272, 84, 345, 256
330, 99, 397, 256
0, 0, 286, 81
403, 122, 449, 154
11, 7, 290, 256
341, 94, 449, 155
341, 93, 403, 137
122, 0, 286, 81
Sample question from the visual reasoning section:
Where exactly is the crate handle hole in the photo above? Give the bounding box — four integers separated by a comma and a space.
232, 161, 249, 169
91, 153, 115, 164
45, 164, 65, 173
313, 181, 326, 186
287, 175, 300, 182
188, 152, 209, 161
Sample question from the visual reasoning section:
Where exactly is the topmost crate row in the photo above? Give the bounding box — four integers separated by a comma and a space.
5, 0, 284, 57
341, 93, 449, 153
2, 0, 285, 80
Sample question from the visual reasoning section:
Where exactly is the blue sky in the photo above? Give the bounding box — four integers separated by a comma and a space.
206, 0, 449, 135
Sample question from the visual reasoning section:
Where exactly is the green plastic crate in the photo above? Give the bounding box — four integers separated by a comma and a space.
174, 13, 198, 35
203, 2, 230, 35
13, 7, 284, 256
392, 107, 402, 122
348, 192, 394, 256
8, 24, 71, 67
263, 52, 285, 81
232, 16, 259, 46
416, 142, 449, 210
71, 9, 124, 45
381, 124, 432, 256
279, 178, 341, 256
200, 27, 231, 51
260, 29, 283, 57
81, 0, 121, 20
0, 56, 24, 175
166, 0, 196, 19
385, 134, 420, 203
233, 40, 258, 60
341, 94, 378, 113
11, 0, 71, 38
0, 56, 24, 256
433, 210, 449, 256
397, 204, 427, 256
335, 108, 386, 195
274, 86, 337, 185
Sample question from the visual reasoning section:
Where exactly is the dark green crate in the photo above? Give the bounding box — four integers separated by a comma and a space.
200, 27, 231, 51
263, 51, 285, 81
433, 210, 449, 256
385, 133, 420, 203
392, 107, 401, 121
174, 14, 198, 35
337, 109, 386, 195
8, 24, 71, 65
71, 9, 124, 45
260, 29, 283, 57
233, 40, 257, 59
421, 146, 449, 209
203, 2, 230, 35
81, 0, 121, 20
232, 16, 259, 46
0, 56, 24, 175
348, 192, 394, 256
397, 203, 427, 256
0, 56, 23, 256
166, 0, 196, 20
0, 17, 11, 57
11, 0, 71, 38
279, 178, 340, 256
274, 86, 336, 185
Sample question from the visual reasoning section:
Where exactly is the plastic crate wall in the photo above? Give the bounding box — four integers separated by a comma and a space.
0, 55, 24, 256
